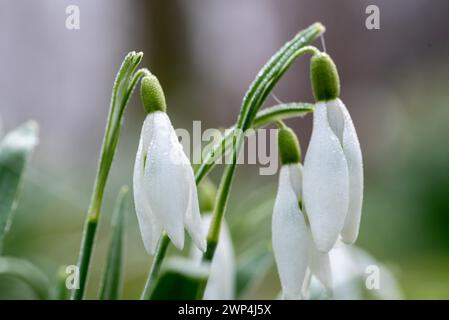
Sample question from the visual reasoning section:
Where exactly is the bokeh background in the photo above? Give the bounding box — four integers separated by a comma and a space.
1, 0, 449, 299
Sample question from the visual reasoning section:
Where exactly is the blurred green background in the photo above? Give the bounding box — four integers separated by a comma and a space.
1, 0, 449, 299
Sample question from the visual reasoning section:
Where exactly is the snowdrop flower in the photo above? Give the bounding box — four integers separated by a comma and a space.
191, 214, 235, 300
133, 75, 206, 254
308, 243, 402, 300
272, 126, 332, 299
303, 52, 364, 252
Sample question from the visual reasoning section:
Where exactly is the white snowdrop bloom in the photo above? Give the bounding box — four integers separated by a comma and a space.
133, 75, 206, 254
307, 227, 332, 290
272, 127, 332, 299
333, 243, 402, 300
272, 164, 309, 299
309, 243, 402, 300
191, 214, 235, 300
303, 52, 363, 252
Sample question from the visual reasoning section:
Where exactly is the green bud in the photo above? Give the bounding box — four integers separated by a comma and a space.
198, 178, 217, 213
310, 52, 340, 102
140, 75, 166, 114
278, 127, 301, 165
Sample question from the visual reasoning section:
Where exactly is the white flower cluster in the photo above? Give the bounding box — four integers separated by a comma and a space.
272, 52, 364, 299
272, 98, 363, 299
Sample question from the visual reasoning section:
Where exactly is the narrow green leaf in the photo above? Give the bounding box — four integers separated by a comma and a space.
195, 102, 313, 184
141, 232, 170, 299
0, 121, 39, 246
0, 256, 50, 299
252, 102, 313, 128
241, 23, 323, 130
72, 51, 149, 300
200, 24, 324, 299
236, 244, 273, 298
149, 258, 209, 300
99, 186, 129, 300
89, 52, 144, 223
195, 23, 323, 187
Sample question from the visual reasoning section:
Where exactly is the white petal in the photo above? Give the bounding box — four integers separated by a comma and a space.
287, 163, 303, 200
191, 215, 235, 300
307, 228, 332, 291
205, 217, 235, 300
331, 244, 402, 300
143, 112, 188, 250
303, 101, 350, 252
301, 268, 312, 299
184, 166, 207, 252
272, 166, 308, 299
328, 99, 364, 244
133, 119, 162, 254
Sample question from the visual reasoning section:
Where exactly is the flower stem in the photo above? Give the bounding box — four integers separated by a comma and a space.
142, 22, 325, 300
71, 52, 149, 300
140, 233, 170, 299
72, 218, 97, 300
198, 23, 324, 299
206, 42, 322, 254
195, 102, 314, 184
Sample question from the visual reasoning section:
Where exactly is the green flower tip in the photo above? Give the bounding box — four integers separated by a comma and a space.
311, 22, 326, 34
310, 52, 340, 102
140, 74, 166, 114
198, 178, 217, 213
278, 127, 301, 165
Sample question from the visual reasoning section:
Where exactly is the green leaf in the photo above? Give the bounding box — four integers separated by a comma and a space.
194, 22, 322, 185
252, 102, 313, 128
240, 23, 323, 130
99, 186, 129, 300
236, 243, 273, 298
0, 121, 39, 246
72, 52, 149, 300
149, 258, 209, 300
195, 102, 313, 184
0, 256, 50, 299
199, 24, 324, 299
89, 52, 145, 222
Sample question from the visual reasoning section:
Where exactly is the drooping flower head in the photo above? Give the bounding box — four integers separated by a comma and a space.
133, 74, 206, 254
308, 243, 402, 300
303, 52, 364, 252
272, 126, 331, 299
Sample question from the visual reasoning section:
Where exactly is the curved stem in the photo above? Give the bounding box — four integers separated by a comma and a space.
140, 233, 170, 300
195, 102, 314, 184
206, 41, 321, 254
197, 24, 324, 299
71, 52, 149, 300
142, 22, 324, 300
